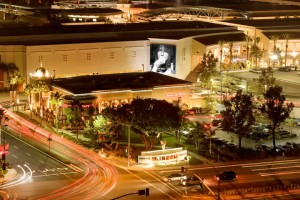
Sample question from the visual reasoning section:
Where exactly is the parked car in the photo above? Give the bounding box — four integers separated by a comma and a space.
249, 68, 262, 73
290, 64, 298, 71
216, 171, 237, 181
212, 119, 223, 127
181, 176, 201, 186
278, 66, 291, 72
163, 173, 187, 182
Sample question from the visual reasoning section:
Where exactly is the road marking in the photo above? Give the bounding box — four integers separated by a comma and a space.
252, 165, 300, 171
13, 146, 19, 149
12, 155, 17, 158
39, 160, 44, 163
33, 171, 79, 178
68, 164, 83, 172
260, 170, 300, 176
26, 153, 31, 156
123, 168, 178, 200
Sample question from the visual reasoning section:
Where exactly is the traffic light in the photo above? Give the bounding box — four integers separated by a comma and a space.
138, 188, 149, 196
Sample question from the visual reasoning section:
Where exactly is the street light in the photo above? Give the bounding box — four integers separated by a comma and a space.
270, 54, 278, 68
2, 124, 8, 170
128, 125, 130, 167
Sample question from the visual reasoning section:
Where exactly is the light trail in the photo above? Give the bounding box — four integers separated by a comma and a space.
2, 108, 118, 199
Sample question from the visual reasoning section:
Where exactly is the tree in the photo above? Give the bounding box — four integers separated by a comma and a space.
259, 86, 294, 150
0, 62, 19, 88
243, 34, 252, 61
24, 84, 34, 106
199, 51, 218, 108
282, 33, 292, 66
69, 99, 84, 141
33, 81, 50, 108
250, 37, 262, 68
199, 51, 218, 85
0, 108, 8, 170
189, 122, 205, 151
93, 115, 112, 149
217, 40, 225, 71
228, 41, 233, 70
10, 73, 24, 92
222, 90, 255, 150
102, 98, 181, 150
270, 34, 280, 52
86, 106, 96, 128
257, 67, 276, 92
49, 92, 62, 130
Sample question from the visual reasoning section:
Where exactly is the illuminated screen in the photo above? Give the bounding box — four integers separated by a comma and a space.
150, 44, 176, 75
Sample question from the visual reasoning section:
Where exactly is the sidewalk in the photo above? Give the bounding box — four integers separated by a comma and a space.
0, 168, 18, 184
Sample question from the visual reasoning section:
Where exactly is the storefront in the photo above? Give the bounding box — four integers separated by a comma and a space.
138, 147, 187, 166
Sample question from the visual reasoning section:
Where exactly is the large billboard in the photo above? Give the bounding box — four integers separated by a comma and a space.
150, 44, 176, 75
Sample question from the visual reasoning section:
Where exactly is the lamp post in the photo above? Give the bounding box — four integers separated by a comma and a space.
270, 54, 278, 68
2, 124, 8, 170
291, 51, 298, 65
29, 103, 33, 119
128, 125, 130, 167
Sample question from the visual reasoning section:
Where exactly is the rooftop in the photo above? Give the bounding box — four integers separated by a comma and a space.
53, 71, 192, 95
0, 21, 236, 45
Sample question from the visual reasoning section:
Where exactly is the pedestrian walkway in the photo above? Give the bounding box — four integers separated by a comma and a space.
0, 168, 17, 184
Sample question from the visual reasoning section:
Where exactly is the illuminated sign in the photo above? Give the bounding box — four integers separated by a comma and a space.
166, 92, 187, 98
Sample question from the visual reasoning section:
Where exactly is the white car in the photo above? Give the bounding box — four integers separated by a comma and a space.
163, 173, 187, 182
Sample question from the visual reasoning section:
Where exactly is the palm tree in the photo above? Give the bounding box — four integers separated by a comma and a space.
270, 34, 280, 52
33, 82, 50, 108
228, 42, 233, 70
24, 84, 34, 114
217, 40, 225, 71
282, 33, 292, 66
50, 92, 63, 131
69, 99, 84, 141
250, 37, 262, 68
243, 34, 252, 61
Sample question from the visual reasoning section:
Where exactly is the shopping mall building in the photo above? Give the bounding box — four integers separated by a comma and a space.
0, 4, 300, 109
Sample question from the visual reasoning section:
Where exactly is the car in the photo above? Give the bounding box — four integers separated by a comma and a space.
290, 64, 298, 71
181, 176, 201, 186
249, 68, 262, 74
278, 66, 291, 72
212, 119, 223, 127
163, 173, 187, 182
216, 171, 237, 181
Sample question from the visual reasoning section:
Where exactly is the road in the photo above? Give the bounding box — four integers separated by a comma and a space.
1, 108, 119, 200
157, 158, 300, 199
1, 108, 184, 200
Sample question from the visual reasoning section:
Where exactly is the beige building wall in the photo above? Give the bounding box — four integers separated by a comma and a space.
26, 40, 150, 80
0, 45, 27, 86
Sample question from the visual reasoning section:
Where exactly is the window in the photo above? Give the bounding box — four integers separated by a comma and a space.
38, 56, 43, 64
63, 55, 68, 62
109, 52, 114, 59
87, 53, 91, 61
132, 51, 136, 58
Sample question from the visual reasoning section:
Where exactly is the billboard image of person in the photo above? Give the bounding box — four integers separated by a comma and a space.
150, 44, 176, 75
